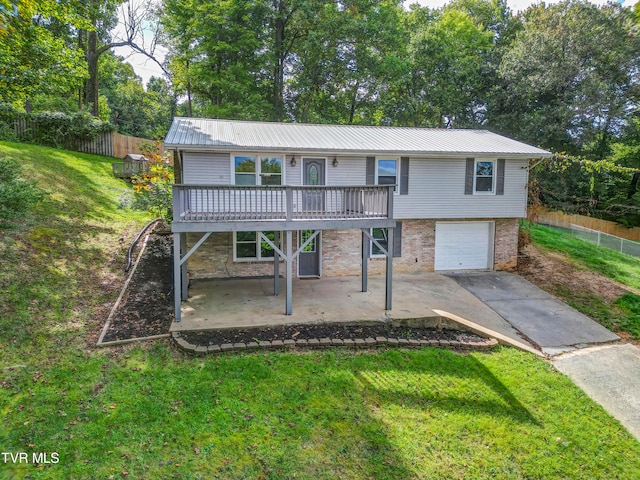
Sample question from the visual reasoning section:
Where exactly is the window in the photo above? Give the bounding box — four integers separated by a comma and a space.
234, 156, 256, 185
260, 157, 282, 185
234, 231, 281, 261
474, 160, 495, 194
370, 228, 388, 257
369, 224, 402, 258
299, 230, 316, 252
376, 159, 397, 191
234, 155, 282, 185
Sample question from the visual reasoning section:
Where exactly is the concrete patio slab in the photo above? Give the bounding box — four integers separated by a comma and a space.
553, 344, 640, 441
447, 272, 620, 355
170, 273, 530, 347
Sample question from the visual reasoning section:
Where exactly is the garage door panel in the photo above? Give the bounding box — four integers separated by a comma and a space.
435, 222, 493, 271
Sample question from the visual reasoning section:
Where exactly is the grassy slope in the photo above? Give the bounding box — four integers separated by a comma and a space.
1, 142, 640, 479
528, 223, 640, 338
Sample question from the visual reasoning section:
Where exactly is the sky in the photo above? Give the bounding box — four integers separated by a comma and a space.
113, 0, 638, 88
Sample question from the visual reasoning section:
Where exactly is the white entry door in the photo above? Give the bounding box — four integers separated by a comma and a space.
434, 222, 493, 271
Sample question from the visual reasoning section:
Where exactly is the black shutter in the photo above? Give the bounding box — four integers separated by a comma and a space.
464, 158, 475, 195
400, 157, 409, 195
366, 157, 375, 185
393, 222, 402, 257
496, 158, 505, 195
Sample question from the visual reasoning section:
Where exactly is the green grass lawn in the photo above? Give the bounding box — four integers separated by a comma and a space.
527, 223, 640, 338
2, 142, 640, 479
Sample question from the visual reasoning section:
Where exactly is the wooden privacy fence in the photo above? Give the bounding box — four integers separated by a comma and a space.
80, 132, 162, 158
13, 119, 161, 158
537, 208, 640, 242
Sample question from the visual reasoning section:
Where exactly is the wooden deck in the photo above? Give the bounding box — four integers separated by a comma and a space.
172, 184, 395, 230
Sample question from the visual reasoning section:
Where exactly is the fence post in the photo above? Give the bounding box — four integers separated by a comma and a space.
597, 231, 601, 246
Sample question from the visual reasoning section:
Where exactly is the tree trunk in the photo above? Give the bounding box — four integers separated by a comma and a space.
272, 1, 286, 121
85, 29, 100, 117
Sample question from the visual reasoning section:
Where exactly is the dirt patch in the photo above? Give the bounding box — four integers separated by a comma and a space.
517, 244, 631, 302
100, 232, 174, 343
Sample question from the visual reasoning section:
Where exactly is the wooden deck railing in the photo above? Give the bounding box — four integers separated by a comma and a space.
172, 184, 394, 223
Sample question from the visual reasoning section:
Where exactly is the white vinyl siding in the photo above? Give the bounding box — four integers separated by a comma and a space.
183, 152, 230, 184
181, 152, 527, 219
285, 155, 302, 186
326, 157, 365, 185
393, 158, 528, 219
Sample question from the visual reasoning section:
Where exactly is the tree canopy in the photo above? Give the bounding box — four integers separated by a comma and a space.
1, 0, 639, 163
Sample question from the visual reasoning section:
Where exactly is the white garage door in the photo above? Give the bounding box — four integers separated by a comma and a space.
435, 222, 493, 271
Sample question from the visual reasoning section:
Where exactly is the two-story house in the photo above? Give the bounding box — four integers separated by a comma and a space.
165, 118, 551, 321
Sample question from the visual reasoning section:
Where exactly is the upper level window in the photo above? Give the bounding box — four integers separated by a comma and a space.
234, 155, 282, 185
376, 158, 397, 191
474, 160, 495, 194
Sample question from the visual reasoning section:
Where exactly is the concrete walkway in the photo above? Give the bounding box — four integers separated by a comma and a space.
446, 272, 619, 355
553, 344, 640, 441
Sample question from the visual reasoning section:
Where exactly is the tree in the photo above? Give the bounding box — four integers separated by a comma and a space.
161, 0, 270, 119
489, 1, 640, 157
385, 4, 493, 127
0, 1, 87, 107
289, 0, 405, 125
81, 0, 168, 117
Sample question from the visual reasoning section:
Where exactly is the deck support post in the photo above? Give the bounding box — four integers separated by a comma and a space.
173, 232, 182, 322
361, 229, 369, 292
180, 233, 188, 301
385, 227, 394, 311
286, 230, 293, 315
273, 231, 280, 296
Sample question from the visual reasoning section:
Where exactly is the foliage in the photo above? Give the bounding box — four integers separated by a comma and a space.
98, 53, 175, 139
386, 5, 494, 127
531, 154, 640, 227
0, 0, 87, 106
490, 0, 640, 157
130, 141, 174, 222
0, 154, 43, 227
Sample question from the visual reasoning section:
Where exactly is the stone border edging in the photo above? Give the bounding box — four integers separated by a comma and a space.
171, 331, 499, 355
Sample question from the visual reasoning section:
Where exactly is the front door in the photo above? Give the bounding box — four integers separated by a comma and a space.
298, 229, 321, 277
302, 157, 325, 212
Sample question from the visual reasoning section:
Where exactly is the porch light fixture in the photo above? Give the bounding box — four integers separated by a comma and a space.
333, 157, 338, 167
291, 156, 296, 167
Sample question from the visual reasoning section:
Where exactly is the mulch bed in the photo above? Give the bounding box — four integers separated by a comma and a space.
180, 324, 486, 347
100, 231, 174, 343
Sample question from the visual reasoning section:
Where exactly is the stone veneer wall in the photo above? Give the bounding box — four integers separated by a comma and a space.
186, 218, 520, 279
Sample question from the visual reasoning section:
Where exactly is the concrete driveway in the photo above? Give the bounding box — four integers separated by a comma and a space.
446, 272, 619, 356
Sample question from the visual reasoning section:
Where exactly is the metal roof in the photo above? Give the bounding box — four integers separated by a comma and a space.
164, 117, 551, 157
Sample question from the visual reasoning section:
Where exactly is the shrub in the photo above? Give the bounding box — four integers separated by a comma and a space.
0, 103, 112, 149
0, 155, 43, 227
130, 142, 174, 222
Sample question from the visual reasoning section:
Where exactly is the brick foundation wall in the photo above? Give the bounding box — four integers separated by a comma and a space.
493, 218, 519, 270
186, 218, 520, 279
